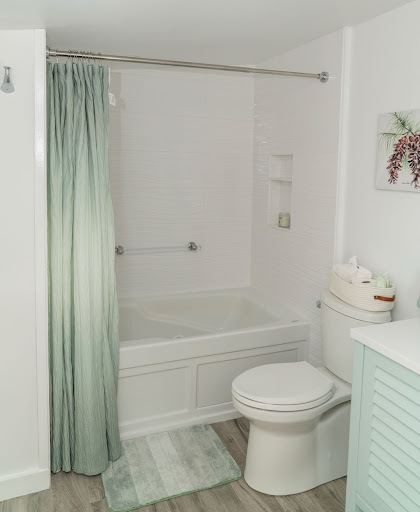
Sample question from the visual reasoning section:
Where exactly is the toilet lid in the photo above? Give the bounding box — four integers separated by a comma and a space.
232, 361, 336, 411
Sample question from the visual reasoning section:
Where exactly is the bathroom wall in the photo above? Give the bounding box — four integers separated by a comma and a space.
109, 67, 254, 298
251, 30, 346, 365
0, 30, 49, 500
338, 1, 420, 321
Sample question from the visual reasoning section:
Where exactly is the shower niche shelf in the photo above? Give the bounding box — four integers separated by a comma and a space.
268, 154, 293, 230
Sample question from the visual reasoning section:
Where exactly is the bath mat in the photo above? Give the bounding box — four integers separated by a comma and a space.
101, 424, 242, 512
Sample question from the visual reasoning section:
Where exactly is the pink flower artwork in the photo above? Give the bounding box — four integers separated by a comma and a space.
376, 111, 420, 192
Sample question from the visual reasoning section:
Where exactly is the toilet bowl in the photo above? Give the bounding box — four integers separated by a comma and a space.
232, 362, 351, 495
232, 289, 391, 496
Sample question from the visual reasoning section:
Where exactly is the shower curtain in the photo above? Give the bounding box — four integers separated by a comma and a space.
47, 61, 121, 475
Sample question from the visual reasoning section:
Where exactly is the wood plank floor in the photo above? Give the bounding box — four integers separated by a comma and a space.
0, 418, 346, 512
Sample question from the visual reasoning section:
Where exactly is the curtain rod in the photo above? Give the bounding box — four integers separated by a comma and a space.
46, 48, 329, 83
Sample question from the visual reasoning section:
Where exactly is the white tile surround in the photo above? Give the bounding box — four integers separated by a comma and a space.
109, 34, 346, 365
251, 30, 346, 365
109, 68, 254, 297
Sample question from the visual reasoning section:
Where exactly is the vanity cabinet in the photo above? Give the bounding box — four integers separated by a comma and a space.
346, 319, 420, 512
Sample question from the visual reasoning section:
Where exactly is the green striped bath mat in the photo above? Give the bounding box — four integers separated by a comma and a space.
101, 424, 242, 511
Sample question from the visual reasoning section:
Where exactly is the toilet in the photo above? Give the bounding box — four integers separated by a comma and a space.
231, 289, 391, 496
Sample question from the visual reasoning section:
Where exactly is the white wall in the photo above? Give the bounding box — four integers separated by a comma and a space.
109, 68, 254, 298
339, 1, 420, 321
251, 30, 346, 365
0, 30, 49, 500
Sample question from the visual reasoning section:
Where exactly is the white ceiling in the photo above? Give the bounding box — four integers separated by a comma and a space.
0, 0, 414, 65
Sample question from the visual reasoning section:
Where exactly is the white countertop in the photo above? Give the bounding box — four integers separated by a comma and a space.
351, 318, 420, 376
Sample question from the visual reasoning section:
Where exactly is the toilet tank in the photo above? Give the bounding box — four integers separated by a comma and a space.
320, 289, 391, 384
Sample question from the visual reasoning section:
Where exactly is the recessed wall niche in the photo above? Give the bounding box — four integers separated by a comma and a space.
268, 154, 293, 229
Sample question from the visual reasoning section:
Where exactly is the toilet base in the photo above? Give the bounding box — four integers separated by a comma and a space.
242, 400, 350, 495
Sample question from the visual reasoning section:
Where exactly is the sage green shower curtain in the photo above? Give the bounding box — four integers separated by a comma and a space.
47, 61, 121, 475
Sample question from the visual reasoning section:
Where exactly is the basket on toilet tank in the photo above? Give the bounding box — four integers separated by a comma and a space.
329, 271, 395, 312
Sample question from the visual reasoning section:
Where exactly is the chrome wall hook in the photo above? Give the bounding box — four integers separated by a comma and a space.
1, 66, 15, 93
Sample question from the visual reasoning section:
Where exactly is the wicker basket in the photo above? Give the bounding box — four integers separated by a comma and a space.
329, 271, 395, 312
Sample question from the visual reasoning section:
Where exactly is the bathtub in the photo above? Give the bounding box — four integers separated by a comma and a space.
117, 288, 309, 440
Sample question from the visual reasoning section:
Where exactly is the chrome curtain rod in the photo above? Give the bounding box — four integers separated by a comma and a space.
46, 48, 329, 83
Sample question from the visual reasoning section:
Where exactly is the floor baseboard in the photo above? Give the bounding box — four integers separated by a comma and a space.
0, 467, 50, 502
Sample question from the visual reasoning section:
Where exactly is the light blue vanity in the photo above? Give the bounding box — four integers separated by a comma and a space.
346, 318, 420, 512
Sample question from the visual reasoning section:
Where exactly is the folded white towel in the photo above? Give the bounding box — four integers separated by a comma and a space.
333, 256, 372, 283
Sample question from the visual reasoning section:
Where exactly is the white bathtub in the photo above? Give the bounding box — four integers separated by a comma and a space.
117, 288, 309, 440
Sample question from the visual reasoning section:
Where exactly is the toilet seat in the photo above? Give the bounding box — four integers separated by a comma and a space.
232, 361, 336, 412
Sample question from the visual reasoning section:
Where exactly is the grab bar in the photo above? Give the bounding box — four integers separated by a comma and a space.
115, 242, 201, 255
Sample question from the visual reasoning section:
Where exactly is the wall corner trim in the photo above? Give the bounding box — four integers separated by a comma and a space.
334, 26, 353, 264
33, 27, 50, 483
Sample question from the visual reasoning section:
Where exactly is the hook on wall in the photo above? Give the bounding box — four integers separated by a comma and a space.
1, 66, 15, 93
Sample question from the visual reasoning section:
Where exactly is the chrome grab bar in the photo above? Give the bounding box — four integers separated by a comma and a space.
115, 242, 201, 256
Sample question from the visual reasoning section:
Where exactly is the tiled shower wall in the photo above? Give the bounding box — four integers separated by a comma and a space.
251, 30, 345, 365
109, 68, 254, 297
110, 32, 345, 364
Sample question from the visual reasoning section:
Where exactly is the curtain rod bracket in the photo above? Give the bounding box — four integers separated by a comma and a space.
319, 71, 329, 83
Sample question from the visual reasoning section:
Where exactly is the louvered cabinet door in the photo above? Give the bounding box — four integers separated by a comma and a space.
356, 347, 420, 512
